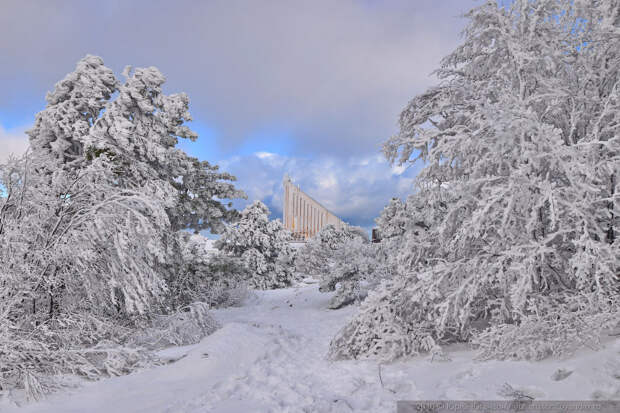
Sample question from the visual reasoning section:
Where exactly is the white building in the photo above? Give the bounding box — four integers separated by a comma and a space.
282, 175, 343, 241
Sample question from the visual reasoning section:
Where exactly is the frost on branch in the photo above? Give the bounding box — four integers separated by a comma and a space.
216, 201, 296, 289
331, 0, 620, 361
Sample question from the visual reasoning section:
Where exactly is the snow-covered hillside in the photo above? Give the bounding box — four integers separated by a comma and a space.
4, 284, 619, 413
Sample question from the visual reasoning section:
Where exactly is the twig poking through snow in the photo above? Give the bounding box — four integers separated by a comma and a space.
498, 382, 535, 400
378, 364, 396, 394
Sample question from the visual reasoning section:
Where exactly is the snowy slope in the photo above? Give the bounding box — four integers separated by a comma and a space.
5, 285, 620, 413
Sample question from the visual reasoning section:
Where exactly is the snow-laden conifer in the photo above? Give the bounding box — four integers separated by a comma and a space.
216, 201, 295, 289
28, 55, 117, 171
27, 55, 244, 235
375, 198, 407, 240
84, 64, 245, 233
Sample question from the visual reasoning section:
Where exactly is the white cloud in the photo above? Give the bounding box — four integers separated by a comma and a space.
255, 151, 275, 160
0, 125, 29, 163
318, 174, 338, 190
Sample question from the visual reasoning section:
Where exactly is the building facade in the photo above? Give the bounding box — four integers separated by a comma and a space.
282, 175, 343, 241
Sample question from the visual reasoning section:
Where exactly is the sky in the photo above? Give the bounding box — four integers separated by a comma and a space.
0, 0, 479, 232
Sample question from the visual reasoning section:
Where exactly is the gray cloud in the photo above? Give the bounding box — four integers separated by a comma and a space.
0, 0, 476, 156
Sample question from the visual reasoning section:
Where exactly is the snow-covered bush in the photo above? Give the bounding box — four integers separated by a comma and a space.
331, 0, 620, 361
473, 299, 619, 361
130, 303, 220, 350
320, 237, 392, 309
296, 224, 390, 308
200, 253, 251, 308
328, 276, 443, 361
0, 308, 160, 401
216, 201, 296, 289
295, 224, 358, 278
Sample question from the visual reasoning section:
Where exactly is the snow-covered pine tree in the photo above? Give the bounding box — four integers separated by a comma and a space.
330, 0, 619, 361
83, 63, 245, 233
375, 198, 407, 240
216, 201, 295, 289
24, 55, 245, 307
27, 55, 243, 236
28, 55, 117, 173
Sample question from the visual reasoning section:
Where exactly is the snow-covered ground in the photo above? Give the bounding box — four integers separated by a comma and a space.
5, 284, 620, 412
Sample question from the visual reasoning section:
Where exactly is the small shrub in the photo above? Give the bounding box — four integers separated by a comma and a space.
131, 302, 220, 350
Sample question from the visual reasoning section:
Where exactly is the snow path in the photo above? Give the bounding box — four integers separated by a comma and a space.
5, 284, 620, 412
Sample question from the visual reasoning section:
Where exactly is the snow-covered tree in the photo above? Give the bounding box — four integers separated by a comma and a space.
331, 0, 620, 361
22, 56, 246, 313
321, 237, 391, 309
1, 154, 174, 318
216, 201, 295, 289
0, 152, 178, 397
84, 63, 245, 233
28, 55, 244, 235
0, 55, 242, 397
